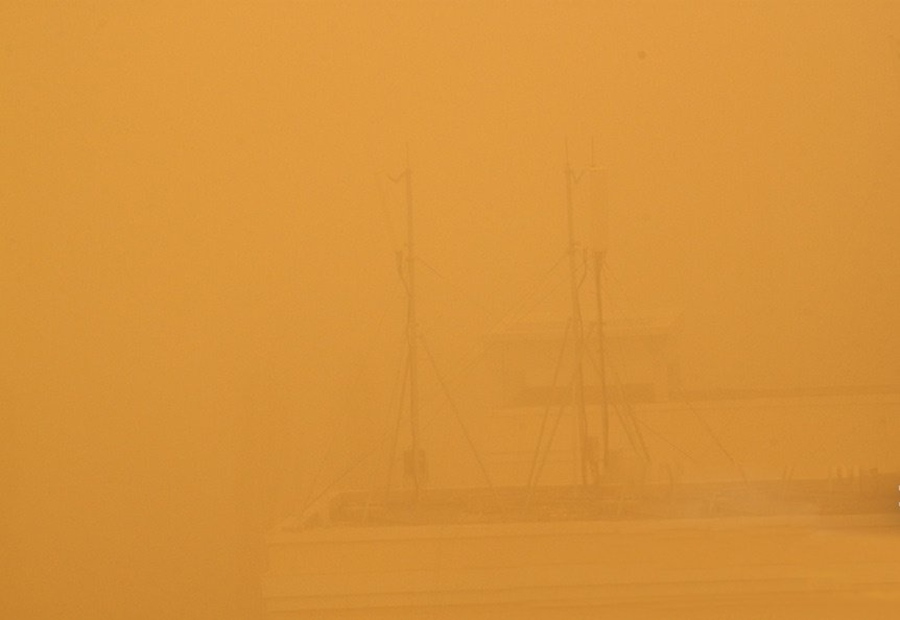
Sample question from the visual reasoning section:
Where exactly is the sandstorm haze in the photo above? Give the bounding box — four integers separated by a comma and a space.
3, 2, 899, 619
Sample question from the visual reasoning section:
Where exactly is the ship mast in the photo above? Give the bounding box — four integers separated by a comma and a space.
586, 142, 611, 474
402, 146, 424, 500
386, 145, 425, 501
387, 147, 497, 502
565, 143, 600, 486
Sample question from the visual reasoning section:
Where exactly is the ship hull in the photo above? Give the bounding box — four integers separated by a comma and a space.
263, 495, 900, 619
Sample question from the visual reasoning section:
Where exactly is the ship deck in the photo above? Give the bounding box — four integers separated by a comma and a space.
290, 474, 897, 529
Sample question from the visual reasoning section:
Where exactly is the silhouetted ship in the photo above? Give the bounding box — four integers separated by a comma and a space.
262, 152, 900, 619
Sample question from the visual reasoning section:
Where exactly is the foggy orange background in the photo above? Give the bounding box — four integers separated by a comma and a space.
3, 2, 899, 619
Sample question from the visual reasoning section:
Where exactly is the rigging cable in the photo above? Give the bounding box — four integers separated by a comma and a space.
528, 367, 580, 502
380, 346, 409, 500
296, 297, 403, 516
410, 255, 571, 418
582, 340, 650, 462
420, 334, 498, 496
602, 262, 743, 478
526, 318, 573, 489
673, 387, 748, 483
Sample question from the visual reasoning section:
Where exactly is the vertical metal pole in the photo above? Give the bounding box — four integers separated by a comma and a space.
564, 142, 592, 486
404, 145, 421, 500
593, 250, 610, 474
589, 138, 609, 475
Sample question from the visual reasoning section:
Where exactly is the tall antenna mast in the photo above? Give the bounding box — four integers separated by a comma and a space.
589, 141, 611, 474
388, 144, 424, 501
565, 141, 599, 486
403, 145, 423, 500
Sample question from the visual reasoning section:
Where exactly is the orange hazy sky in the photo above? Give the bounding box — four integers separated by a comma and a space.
3, 2, 900, 619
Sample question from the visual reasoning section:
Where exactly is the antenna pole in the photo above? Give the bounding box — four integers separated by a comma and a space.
564, 141, 596, 486
403, 144, 423, 500
593, 250, 610, 474
589, 140, 610, 474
